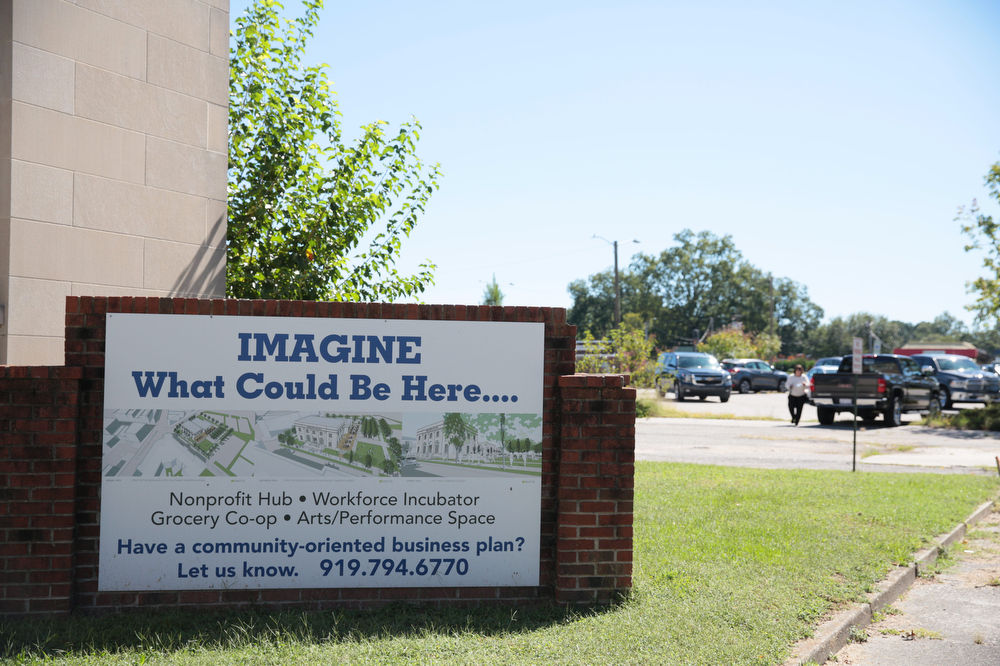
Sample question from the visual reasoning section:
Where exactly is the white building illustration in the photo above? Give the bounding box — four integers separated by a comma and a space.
414, 419, 502, 461
294, 415, 358, 452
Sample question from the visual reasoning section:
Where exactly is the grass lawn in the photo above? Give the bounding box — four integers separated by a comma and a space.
2, 463, 996, 665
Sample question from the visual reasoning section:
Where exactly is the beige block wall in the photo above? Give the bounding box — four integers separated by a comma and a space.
1, 2, 12, 362
0, 0, 229, 365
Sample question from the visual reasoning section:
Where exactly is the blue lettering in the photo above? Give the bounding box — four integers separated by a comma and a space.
236, 332, 423, 364
401, 375, 427, 401
289, 334, 319, 362
400, 375, 481, 402
167, 372, 189, 398
364, 335, 394, 363
396, 336, 422, 364
237, 332, 253, 361
350, 375, 390, 400
352, 336, 366, 363
252, 333, 289, 362
319, 335, 349, 363
132, 370, 168, 397
237, 372, 263, 399
131, 371, 223, 399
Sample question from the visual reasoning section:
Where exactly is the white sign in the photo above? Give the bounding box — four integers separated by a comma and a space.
852, 337, 863, 374
99, 314, 544, 591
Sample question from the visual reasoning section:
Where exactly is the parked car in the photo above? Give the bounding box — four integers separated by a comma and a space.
805, 356, 843, 380
910, 354, 1000, 409
721, 358, 789, 393
655, 351, 731, 402
982, 363, 1000, 377
811, 354, 940, 426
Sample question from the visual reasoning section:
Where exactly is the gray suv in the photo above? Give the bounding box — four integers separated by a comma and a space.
655, 351, 731, 402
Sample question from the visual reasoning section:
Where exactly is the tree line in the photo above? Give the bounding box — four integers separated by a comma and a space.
568, 229, 1000, 359
568, 229, 825, 355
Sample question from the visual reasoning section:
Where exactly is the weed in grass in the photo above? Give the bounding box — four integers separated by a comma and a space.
636, 399, 780, 421
861, 444, 915, 459
919, 413, 951, 428
912, 628, 944, 640
920, 403, 1000, 431
966, 528, 1000, 542
888, 627, 943, 641
636, 398, 655, 418
917, 546, 959, 578
870, 605, 901, 623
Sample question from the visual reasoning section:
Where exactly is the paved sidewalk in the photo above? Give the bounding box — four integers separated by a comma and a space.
784, 503, 1000, 665
833, 505, 1000, 664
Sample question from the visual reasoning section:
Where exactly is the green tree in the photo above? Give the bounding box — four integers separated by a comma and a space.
567, 230, 822, 353
566, 270, 617, 337
442, 413, 471, 462
631, 230, 752, 346
504, 437, 514, 465
387, 436, 403, 469
908, 312, 969, 343
228, 0, 441, 300
804, 313, 912, 357
966, 326, 1000, 358
697, 329, 755, 359
960, 159, 1000, 324
698, 328, 781, 361
482, 274, 504, 306
771, 277, 824, 355
577, 319, 656, 386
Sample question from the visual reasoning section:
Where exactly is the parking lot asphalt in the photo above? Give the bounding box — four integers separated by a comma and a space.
637, 389, 1000, 473
640, 387, 991, 422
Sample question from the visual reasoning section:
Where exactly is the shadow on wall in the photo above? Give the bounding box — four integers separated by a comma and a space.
170, 210, 226, 298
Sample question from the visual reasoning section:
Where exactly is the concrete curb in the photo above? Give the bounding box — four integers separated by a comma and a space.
785, 498, 997, 665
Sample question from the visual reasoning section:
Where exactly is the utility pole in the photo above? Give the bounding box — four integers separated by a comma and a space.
768, 273, 776, 337
612, 240, 620, 325
593, 236, 639, 326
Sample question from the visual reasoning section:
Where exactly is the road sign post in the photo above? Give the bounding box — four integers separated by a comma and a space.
851, 337, 863, 472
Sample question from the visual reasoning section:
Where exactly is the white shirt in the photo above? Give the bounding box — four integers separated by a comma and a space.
787, 374, 809, 397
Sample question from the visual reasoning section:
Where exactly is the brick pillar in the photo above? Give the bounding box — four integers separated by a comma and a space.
555, 374, 635, 604
0, 366, 82, 615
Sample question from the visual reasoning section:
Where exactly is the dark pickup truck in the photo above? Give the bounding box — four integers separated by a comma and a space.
810, 354, 940, 427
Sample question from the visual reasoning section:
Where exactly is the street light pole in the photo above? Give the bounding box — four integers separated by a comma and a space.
612, 240, 620, 325
593, 236, 638, 326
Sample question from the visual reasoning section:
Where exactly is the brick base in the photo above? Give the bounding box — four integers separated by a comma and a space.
0, 297, 635, 616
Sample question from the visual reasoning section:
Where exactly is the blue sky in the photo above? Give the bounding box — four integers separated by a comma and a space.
230, 0, 1000, 328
